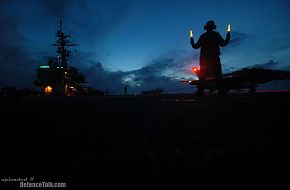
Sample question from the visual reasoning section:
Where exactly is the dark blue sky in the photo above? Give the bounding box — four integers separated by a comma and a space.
1, 0, 290, 94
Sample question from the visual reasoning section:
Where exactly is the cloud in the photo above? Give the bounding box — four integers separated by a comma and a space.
227, 31, 250, 47
122, 74, 141, 87
36, 0, 135, 45
38, 0, 87, 18
282, 65, 290, 71
82, 57, 196, 94
82, 62, 125, 94
252, 60, 280, 69
0, 0, 136, 89
0, 14, 37, 88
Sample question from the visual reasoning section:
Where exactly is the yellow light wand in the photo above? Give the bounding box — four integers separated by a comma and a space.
190, 30, 193, 38
227, 24, 231, 32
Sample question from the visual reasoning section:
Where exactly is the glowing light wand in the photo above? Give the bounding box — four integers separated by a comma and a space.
227, 24, 231, 32
190, 30, 193, 38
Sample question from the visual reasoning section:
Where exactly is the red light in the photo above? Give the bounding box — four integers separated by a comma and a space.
192, 67, 198, 73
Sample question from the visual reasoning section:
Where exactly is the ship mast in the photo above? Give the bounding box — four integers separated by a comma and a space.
52, 20, 77, 67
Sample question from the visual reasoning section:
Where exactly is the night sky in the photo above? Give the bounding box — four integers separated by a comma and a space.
1, 0, 290, 94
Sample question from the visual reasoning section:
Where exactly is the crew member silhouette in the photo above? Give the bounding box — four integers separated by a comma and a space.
124, 84, 128, 95
190, 20, 230, 95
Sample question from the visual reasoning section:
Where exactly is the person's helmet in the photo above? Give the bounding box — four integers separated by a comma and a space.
204, 20, 216, 30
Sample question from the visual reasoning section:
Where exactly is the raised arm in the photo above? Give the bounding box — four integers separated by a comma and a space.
190, 37, 201, 49
219, 32, 230, 47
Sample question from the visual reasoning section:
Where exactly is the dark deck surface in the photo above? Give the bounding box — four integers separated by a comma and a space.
1, 92, 289, 188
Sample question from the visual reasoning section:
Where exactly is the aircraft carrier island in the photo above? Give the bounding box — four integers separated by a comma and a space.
33, 21, 87, 96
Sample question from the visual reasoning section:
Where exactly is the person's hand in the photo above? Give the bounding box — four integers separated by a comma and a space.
190, 37, 194, 43
227, 32, 231, 37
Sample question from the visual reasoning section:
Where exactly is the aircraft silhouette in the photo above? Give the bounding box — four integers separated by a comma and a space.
181, 66, 290, 93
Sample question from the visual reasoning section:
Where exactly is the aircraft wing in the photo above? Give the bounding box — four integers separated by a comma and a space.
223, 68, 290, 84
180, 67, 290, 92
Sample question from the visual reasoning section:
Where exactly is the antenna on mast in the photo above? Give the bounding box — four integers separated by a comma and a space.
59, 20, 62, 31
52, 20, 77, 67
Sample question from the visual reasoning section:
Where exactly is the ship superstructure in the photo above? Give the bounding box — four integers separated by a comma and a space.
34, 21, 85, 96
